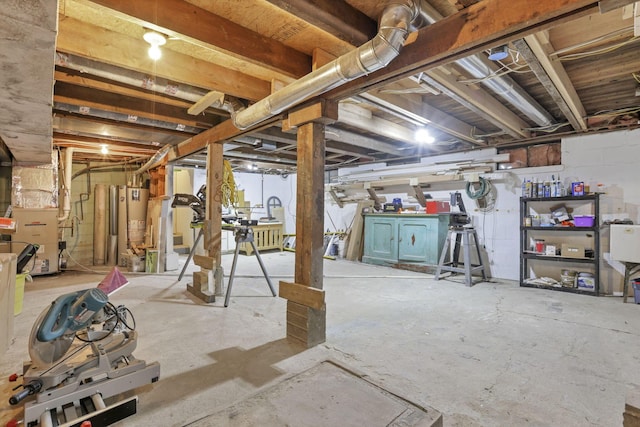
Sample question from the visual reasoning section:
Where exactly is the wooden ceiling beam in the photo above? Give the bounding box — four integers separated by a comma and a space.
57, 17, 271, 101
423, 68, 530, 138
515, 33, 587, 130
54, 70, 197, 111
54, 82, 216, 128
358, 91, 485, 146
170, 0, 599, 160
326, 0, 599, 101
84, 0, 310, 79
264, 0, 376, 46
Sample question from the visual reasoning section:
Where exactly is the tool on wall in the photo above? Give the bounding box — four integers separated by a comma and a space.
9, 269, 160, 426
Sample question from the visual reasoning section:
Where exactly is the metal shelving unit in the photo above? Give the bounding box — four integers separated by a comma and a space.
519, 194, 600, 296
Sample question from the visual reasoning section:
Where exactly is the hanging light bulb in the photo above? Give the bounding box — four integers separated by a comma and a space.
148, 44, 162, 60
415, 127, 435, 144
100, 144, 108, 154
143, 31, 167, 61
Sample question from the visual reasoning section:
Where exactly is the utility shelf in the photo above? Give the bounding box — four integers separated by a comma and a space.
521, 282, 597, 295
520, 194, 600, 296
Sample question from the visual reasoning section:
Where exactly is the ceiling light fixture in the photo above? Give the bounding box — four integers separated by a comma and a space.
488, 45, 509, 61
415, 127, 435, 144
100, 144, 108, 155
143, 31, 167, 61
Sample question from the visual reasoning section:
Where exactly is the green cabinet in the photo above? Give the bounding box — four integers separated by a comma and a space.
362, 214, 449, 267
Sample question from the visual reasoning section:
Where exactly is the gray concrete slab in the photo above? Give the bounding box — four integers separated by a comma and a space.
190, 360, 442, 426
2, 251, 640, 426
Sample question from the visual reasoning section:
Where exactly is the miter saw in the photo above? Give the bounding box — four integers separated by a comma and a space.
171, 184, 207, 225
9, 271, 160, 427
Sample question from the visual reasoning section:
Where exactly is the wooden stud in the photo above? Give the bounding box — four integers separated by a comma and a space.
279, 281, 325, 310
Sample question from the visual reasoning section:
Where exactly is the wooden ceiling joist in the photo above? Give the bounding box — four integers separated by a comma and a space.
57, 17, 271, 102
84, 0, 311, 79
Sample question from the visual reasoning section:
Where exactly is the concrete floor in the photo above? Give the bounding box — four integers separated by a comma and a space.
2, 251, 640, 426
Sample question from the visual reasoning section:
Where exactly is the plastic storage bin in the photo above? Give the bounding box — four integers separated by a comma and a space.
633, 278, 640, 304
574, 215, 595, 227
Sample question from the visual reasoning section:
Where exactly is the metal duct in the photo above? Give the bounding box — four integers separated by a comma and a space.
232, 0, 424, 130
54, 52, 243, 114
417, 4, 554, 127
135, 144, 171, 175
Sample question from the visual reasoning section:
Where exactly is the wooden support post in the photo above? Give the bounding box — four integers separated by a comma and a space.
283, 101, 335, 347
207, 143, 224, 297
186, 144, 224, 302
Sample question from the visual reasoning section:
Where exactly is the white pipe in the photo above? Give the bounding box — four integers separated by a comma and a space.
58, 147, 73, 222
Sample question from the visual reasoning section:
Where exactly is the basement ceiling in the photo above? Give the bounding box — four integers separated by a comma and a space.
1, 0, 640, 173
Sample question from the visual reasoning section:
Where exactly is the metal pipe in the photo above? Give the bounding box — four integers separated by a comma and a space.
58, 148, 73, 222
134, 144, 171, 175
55, 52, 244, 114
232, 0, 423, 130
456, 56, 554, 126
417, 4, 555, 127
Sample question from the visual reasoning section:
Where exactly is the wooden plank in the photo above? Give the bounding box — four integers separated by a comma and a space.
424, 68, 530, 138
326, 0, 599, 101
57, 17, 271, 101
345, 200, 374, 261
520, 32, 587, 130
85, 0, 311, 79
284, 100, 338, 130
193, 254, 215, 270
54, 83, 214, 128
295, 122, 326, 290
54, 71, 194, 110
599, 0, 637, 13
265, 0, 376, 46
279, 281, 326, 310
359, 91, 485, 146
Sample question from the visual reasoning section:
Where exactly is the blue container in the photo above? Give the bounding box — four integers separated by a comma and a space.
633, 279, 640, 304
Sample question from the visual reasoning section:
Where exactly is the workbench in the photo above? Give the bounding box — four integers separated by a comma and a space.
362, 213, 449, 268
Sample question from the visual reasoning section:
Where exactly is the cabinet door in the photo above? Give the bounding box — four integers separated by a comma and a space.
398, 219, 430, 262
363, 217, 397, 262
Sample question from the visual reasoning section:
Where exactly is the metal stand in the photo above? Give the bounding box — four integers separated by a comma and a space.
225, 226, 277, 307
435, 227, 487, 286
178, 225, 204, 281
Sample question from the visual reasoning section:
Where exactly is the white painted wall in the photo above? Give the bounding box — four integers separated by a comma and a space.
325, 128, 640, 293
233, 172, 297, 234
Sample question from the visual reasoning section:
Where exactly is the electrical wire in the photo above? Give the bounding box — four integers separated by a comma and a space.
216, 160, 238, 207
558, 36, 639, 61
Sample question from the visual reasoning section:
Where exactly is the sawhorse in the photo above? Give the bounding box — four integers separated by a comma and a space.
435, 226, 487, 286
225, 226, 277, 307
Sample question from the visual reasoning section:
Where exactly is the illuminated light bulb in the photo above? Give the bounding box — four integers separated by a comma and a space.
100, 144, 108, 154
148, 45, 162, 61
415, 128, 435, 144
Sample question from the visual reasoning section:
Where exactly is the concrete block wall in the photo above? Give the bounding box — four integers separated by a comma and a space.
325, 128, 640, 293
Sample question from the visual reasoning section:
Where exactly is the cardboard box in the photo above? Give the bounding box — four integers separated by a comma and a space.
610, 225, 640, 263
426, 201, 450, 214
562, 243, 585, 259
